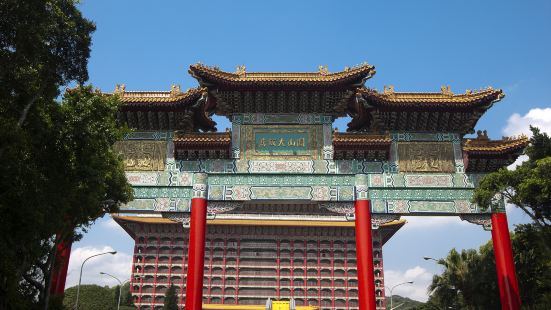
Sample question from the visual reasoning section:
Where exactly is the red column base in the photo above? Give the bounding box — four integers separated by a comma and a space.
355, 200, 376, 310
491, 213, 521, 310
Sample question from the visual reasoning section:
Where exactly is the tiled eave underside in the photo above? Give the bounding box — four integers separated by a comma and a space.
210, 89, 355, 116
115, 89, 215, 132
348, 88, 503, 133
113, 215, 405, 236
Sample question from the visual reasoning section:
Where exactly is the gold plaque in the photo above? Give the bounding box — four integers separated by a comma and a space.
240, 125, 323, 160
398, 142, 455, 173
114, 141, 167, 171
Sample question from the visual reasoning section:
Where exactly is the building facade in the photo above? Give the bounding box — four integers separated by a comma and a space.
105, 62, 526, 310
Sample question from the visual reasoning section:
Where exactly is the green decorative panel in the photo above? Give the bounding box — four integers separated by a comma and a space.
123, 131, 173, 141
120, 198, 190, 212
391, 132, 460, 142
133, 187, 192, 199
408, 201, 457, 213
250, 187, 313, 200
369, 189, 473, 200
233, 113, 333, 125
207, 174, 355, 186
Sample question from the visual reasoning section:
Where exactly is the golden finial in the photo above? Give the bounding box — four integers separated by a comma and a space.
384, 85, 395, 94
318, 65, 329, 75
344, 66, 350, 71
465, 89, 472, 94
235, 65, 246, 76
170, 84, 182, 96
114, 84, 126, 95
440, 85, 453, 95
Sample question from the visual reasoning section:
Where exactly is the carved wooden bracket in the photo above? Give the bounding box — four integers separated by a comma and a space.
460, 214, 492, 231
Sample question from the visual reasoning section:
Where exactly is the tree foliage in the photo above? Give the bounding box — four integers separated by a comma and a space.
0, 1, 132, 308
63, 285, 114, 310
473, 127, 551, 228
424, 224, 551, 309
164, 284, 179, 310
63, 283, 135, 310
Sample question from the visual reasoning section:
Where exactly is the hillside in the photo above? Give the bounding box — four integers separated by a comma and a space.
386, 295, 424, 309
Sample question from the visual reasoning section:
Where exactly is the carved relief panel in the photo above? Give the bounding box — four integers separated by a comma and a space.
398, 142, 455, 173
114, 141, 167, 171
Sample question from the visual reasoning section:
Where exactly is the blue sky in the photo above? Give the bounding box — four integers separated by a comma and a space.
66, 0, 551, 301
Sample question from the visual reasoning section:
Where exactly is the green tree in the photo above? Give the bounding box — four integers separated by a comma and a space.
0, 0, 133, 306
113, 282, 135, 309
63, 285, 116, 310
163, 284, 179, 310
473, 127, 551, 228
426, 224, 551, 309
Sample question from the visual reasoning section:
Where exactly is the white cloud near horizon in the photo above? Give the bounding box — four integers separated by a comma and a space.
384, 266, 434, 302
503, 108, 551, 137
66, 245, 132, 289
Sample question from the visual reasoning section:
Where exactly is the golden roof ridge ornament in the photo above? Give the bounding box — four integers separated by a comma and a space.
114, 84, 126, 95
235, 65, 246, 76
383, 85, 395, 94
170, 84, 182, 96
318, 65, 329, 75
440, 85, 453, 96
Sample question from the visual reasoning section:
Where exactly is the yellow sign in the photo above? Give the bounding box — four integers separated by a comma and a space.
272, 301, 290, 310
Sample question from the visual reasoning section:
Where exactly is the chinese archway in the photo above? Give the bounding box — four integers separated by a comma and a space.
52, 62, 527, 310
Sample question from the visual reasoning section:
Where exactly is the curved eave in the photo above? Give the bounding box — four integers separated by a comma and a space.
189, 63, 375, 89
463, 137, 529, 155
116, 87, 206, 111
359, 88, 504, 110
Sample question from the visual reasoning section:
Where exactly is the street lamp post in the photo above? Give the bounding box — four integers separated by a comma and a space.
388, 281, 414, 310
100, 272, 127, 310
74, 251, 117, 309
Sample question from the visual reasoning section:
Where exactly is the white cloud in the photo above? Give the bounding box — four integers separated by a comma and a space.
503, 108, 551, 137
66, 245, 132, 289
100, 216, 127, 234
384, 266, 433, 302
507, 155, 528, 170
401, 216, 469, 230
503, 108, 551, 169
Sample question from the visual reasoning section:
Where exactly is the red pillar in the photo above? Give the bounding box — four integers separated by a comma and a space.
355, 199, 376, 310
50, 240, 73, 296
185, 196, 208, 310
491, 212, 521, 310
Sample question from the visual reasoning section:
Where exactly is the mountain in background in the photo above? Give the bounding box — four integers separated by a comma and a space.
386, 295, 424, 309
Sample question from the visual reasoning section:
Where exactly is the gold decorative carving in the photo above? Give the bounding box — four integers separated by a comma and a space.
398, 142, 455, 173
235, 65, 246, 76
114, 141, 167, 171
440, 85, 453, 95
170, 84, 181, 96
384, 85, 395, 94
